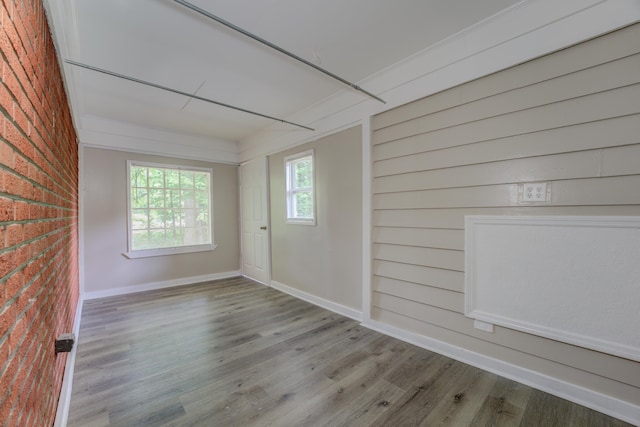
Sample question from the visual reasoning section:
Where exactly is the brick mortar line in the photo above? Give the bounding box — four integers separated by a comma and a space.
0, 224, 75, 262
0, 125, 77, 203
4, 284, 54, 404
3, 273, 61, 417
0, 79, 77, 200
0, 231, 70, 338
0, 247, 67, 346
0, 128, 77, 202
0, 148, 77, 202
0, 216, 76, 228
0, 78, 77, 187
0, 249, 66, 413
0, 241, 66, 339
0, 189, 77, 211
0, 218, 76, 241
0, 19, 76, 160
0, 223, 72, 277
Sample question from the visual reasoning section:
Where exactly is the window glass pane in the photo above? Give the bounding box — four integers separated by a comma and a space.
174, 227, 185, 244
164, 228, 176, 246
149, 229, 166, 246
174, 209, 185, 227
294, 191, 313, 218
163, 209, 176, 228
181, 189, 195, 208
132, 188, 148, 208
194, 172, 208, 190
180, 171, 194, 188
196, 191, 209, 209
149, 209, 166, 229
131, 209, 148, 229
149, 168, 164, 188
197, 208, 208, 224
132, 230, 150, 249
184, 208, 198, 228
148, 188, 165, 208
294, 158, 312, 188
165, 169, 180, 189
131, 166, 148, 188
166, 189, 181, 209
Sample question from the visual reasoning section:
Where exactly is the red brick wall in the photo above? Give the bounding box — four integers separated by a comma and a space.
1, 0, 79, 425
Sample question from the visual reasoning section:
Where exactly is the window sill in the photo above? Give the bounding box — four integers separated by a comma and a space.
122, 243, 218, 259
286, 219, 316, 226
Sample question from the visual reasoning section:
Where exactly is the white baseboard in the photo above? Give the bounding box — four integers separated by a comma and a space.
82, 270, 242, 300
362, 318, 640, 426
270, 280, 363, 322
53, 296, 84, 427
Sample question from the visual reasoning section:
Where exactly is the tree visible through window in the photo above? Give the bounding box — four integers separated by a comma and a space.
285, 150, 315, 224
128, 162, 213, 253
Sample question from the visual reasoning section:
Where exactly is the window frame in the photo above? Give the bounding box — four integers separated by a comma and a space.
123, 160, 216, 259
284, 150, 316, 225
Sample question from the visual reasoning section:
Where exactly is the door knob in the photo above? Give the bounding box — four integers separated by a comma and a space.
260, 226, 267, 230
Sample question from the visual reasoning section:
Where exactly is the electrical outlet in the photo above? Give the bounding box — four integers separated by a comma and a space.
473, 320, 494, 333
55, 333, 75, 354
521, 182, 548, 203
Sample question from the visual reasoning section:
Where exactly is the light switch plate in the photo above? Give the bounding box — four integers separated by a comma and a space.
521, 182, 548, 203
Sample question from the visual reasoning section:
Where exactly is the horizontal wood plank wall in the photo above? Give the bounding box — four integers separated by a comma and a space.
371, 23, 640, 407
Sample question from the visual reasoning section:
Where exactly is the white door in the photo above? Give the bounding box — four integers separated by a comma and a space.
240, 157, 270, 284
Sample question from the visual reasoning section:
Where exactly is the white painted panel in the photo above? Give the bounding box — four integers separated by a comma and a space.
253, 186, 263, 222
465, 215, 640, 362
243, 232, 254, 266
254, 234, 265, 270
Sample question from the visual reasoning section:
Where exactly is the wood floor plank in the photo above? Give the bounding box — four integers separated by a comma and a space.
67, 277, 634, 427
419, 366, 498, 426
369, 360, 472, 426
270, 336, 410, 427
469, 376, 532, 426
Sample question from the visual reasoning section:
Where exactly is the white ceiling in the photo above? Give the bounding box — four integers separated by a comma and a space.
48, 0, 522, 144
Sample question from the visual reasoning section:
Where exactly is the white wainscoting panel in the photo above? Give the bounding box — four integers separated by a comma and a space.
465, 216, 640, 362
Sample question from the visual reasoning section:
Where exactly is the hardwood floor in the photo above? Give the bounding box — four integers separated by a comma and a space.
67, 277, 632, 427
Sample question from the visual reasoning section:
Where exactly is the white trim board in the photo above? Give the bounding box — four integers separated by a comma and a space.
82, 270, 241, 300
465, 215, 640, 362
362, 318, 640, 426
53, 296, 84, 427
79, 116, 239, 165
361, 117, 373, 323
270, 280, 363, 322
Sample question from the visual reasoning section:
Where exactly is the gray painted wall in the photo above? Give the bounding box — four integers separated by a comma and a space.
371, 24, 640, 406
82, 147, 239, 293
269, 126, 363, 310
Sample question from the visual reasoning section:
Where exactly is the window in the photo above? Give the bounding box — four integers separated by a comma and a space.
124, 161, 215, 258
285, 150, 315, 225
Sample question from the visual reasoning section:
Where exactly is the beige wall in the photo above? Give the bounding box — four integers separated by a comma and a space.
82, 147, 239, 293
269, 126, 362, 310
371, 24, 640, 406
